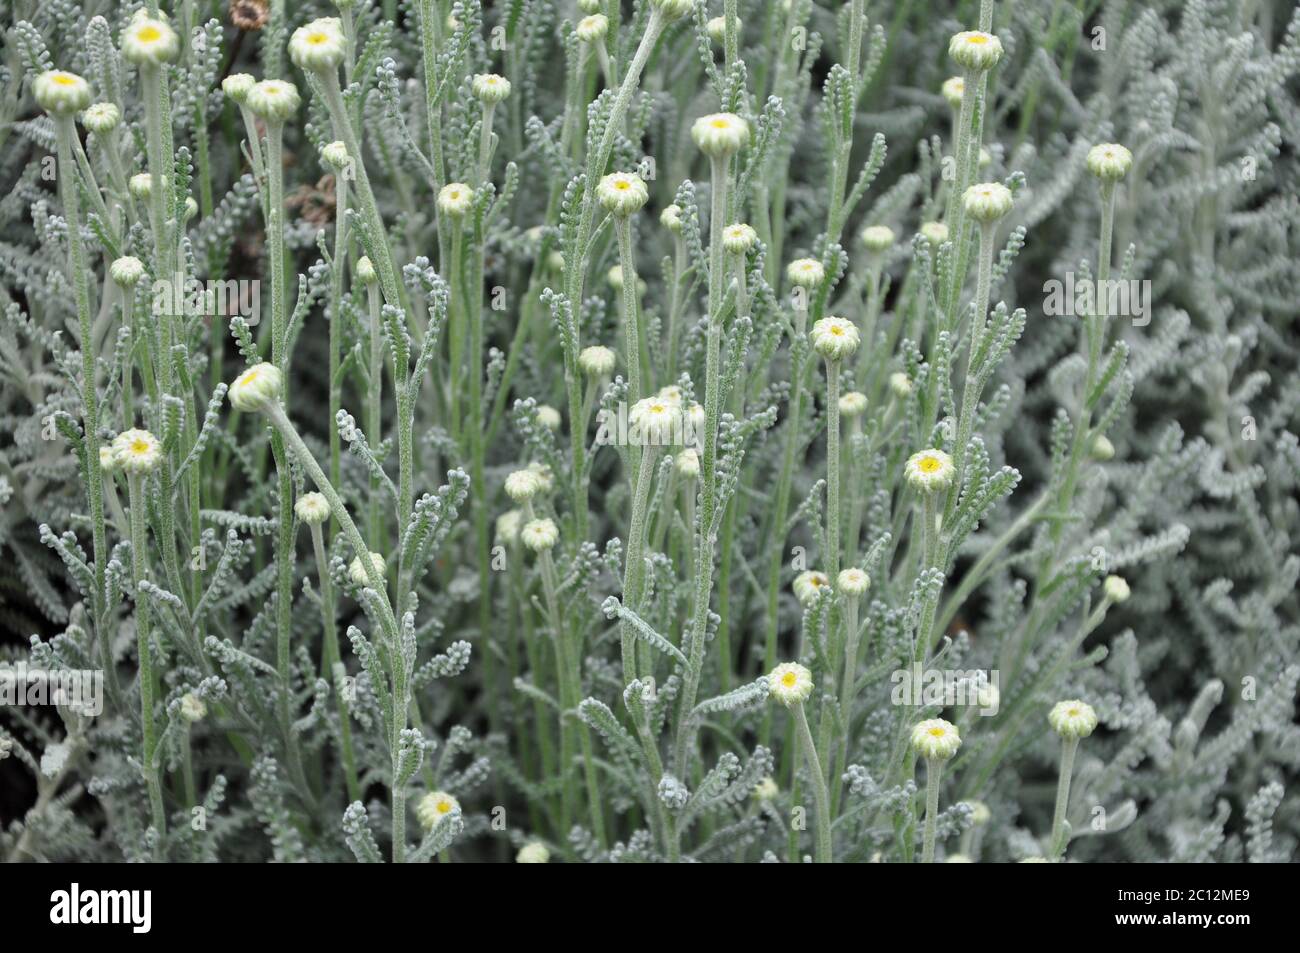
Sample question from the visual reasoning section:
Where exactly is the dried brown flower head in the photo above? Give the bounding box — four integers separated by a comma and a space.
230, 0, 269, 32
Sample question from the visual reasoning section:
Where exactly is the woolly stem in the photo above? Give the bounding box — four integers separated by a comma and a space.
792, 701, 832, 863
1050, 736, 1079, 860
127, 471, 166, 837
309, 521, 361, 803
54, 116, 108, 686
920, 756, 944, 863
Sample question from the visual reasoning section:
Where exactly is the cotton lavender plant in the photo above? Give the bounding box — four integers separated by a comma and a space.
0, 0, 1295, 864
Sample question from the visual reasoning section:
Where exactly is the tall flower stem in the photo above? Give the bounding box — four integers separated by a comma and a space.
365, 281, 384, 547
615, 215, 642, 404
534, 536, 605, 847
316, 70, 404, 312
327, 171, 350, 503
54, 117, 108, 681
824, 361, 843, 581
1049, 736, 1079, 859
260, 402, 405, 858
673, 152, 730, 773
946, 219, 998, 525
920, 756, 944, 863
761, 305, 809, 745
127, 472, 166, 836
308, 521, 361, 802
565, 10, 665, 312
475, 102, 495, 187
792, 700, 832, 862
619, 445, 658, 682
261, 119, 308, 797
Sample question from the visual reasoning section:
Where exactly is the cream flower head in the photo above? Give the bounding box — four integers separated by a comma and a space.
34, 71, 92, 116
753, 777, 779, 802
128, 173, 153, 199
691, 112, 750, 158
1103, 575, 1130, 603
948, 31, 1003, 71
675, 448, 700, 479
438, 182, 473, 217
222, 73, 256, 104
472, 73, 512, 104
495, 509, 523, 545
180, 693, 207, 722
576, 14, 609, 42
121, 17, 180, 66
889, 372, 913, 398
660, 204, 683, 234
81, 102, 120, 134
355, 256, 378, 286
416, 791, 460, 831
320, 140, 351, 171
837, 567, 870, 597
349, 551, 387, 587
811, 316, 860, 361
289, 18, 346, 72
112, 428, 163, 475
1086, 143, 1133, 182
655, 385, 683, 406
521, 518, 559, 553
294, 492, 330, 525
905, 448, 955, 493
527, 461, 555, 494
516, 841, 550, 863
768, 662, 814, 707
911, 718, 961, 760
246, 80, 302, 122
1091, 434, 1116, 461
706, 16, 739, 44
941, 76, 965, 108
630, 396, 684, 446
838, 390, 868, 417
597, 171, 649, 216
109, 256, 146, 288
651, 0, 696, 23
504, 468, 543, 503
792, 569, 829, 606
965, 800, 991, 826
860, 225, 896, 252
962, 182, 1014, 223
99, 445, 117, 473
578, 345, 616, 377
722, 223, 758, 255
535, 405, 561, 431
228, 362, 283, 412
786, 257, 825, 289
919, 221, 949, 245
1048, 700, 1098, 739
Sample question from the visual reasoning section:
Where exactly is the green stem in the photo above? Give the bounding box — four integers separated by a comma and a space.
1049, 736, 1079, 860
309, 521, 361, 802
54, 117, 109, 692
792, 701, 832, 862
128, 472, 166, 837
920, 757, 944, 863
